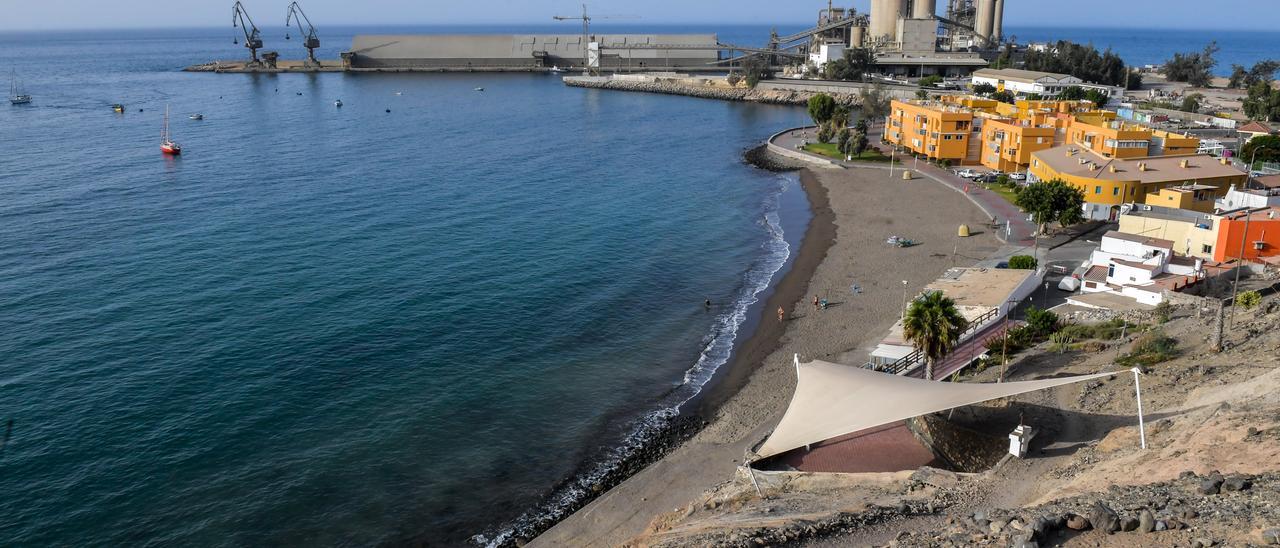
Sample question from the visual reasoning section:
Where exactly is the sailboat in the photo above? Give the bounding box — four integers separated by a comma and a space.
9, 70, 31, 105
160, 105, 182, 155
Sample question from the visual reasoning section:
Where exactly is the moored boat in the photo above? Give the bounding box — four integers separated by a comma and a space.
161, 105, 181, 155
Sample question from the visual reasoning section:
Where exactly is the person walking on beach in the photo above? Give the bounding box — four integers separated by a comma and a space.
777, 306, 785, 323
813, 295, 820, 311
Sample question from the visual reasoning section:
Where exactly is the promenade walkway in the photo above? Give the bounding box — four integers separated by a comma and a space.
769, 125, 1036, 247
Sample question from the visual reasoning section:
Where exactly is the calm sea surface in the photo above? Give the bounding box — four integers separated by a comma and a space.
0, 23, 1271, 547
0, 25, 809, 547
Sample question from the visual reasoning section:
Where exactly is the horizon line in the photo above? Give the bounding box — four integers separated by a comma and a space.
0, 22, 1276, 33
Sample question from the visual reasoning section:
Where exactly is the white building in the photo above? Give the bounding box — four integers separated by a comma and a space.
1076, 231, 1203, 306
810, 42, 845, 68
1215, 185, 1280, 212
971, 68, 1123, 102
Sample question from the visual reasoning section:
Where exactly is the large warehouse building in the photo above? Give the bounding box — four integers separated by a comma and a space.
344, 34, 721, 71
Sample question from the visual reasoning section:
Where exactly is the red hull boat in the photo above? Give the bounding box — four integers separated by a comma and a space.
160, 105, 181, 155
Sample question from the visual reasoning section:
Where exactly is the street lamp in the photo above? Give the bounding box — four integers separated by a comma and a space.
901, 280, 910, 322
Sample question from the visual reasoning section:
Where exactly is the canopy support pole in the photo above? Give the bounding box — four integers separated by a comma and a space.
745, 460, 763, 498
1132, 367, 1147, 450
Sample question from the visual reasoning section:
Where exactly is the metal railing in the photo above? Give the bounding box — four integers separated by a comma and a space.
865, 306, 1003, 376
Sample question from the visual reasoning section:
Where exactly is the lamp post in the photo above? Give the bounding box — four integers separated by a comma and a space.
901, 280, 909, 322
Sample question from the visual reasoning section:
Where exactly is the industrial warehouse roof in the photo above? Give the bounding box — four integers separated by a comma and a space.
1033, 145, 1248, 184
973, 68, 1077, 84
348, 34, 720, 61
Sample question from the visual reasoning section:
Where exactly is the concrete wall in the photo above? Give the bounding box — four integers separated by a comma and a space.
348, 34, 719, 69
758, 79, 932, 101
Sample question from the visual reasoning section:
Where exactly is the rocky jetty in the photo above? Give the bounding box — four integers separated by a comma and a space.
563, 77, 863, 107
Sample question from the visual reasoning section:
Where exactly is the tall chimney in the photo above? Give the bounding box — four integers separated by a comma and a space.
992, 0, 1005, 43
912, 0, 937, 20
974, 0, 996, 47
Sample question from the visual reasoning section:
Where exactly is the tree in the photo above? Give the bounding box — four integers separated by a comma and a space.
726, 72, 743, 87
852, 132, 869, 157
837, 128, 853, 154
742, 55, 773, 88
1163, 42, 1219, 88
904, 291, 969, 381
1023, 306, 1059, 338
1058, 86, 1087, 101
808, 93, 836, 127
915, 89, 929, 100
1008, 255, 1038, 269
1229, 64, 1250, 89
1247, 60, 1280, 87
855, 118, 870, 135
991, 90, 1016, 104
1242, 135, 1280, 164
1023, 41, 1139, 89
859, 84, 891, 121
920, 75, 943, 88
1243, 81, 1280, 122
973, 82, 997, 96
817, 123, 835, 144
831, 105, 852, 130
825, 47, 875, 82
1180, 93, 1204, 113
1014, 179, 1086, 235
1084, 89, 1110, 109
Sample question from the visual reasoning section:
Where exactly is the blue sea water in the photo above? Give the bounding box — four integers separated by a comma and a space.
0, 25, 810, 547
1, 22, 1272, 548
1006, 26, 1280, 76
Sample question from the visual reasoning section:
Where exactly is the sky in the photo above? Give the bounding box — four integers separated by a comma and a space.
2, 0, 1277, 31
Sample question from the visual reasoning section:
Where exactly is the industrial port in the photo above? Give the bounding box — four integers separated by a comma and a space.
188, 1, 1009, 77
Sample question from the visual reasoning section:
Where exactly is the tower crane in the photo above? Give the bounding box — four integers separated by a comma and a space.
285, 1, 321, 68
552, 4, 638, 75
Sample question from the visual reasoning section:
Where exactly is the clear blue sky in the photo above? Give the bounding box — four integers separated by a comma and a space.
3, 0, 1275, 31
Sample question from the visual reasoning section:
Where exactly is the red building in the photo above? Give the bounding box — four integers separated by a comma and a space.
1214, 206, 1280, 264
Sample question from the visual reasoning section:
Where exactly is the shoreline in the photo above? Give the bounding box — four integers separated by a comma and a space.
532, 146, 1001, 547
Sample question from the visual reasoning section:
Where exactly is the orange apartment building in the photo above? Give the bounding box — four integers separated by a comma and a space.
884, 100, 974, 164
978, 118, 1057, 173
1213, 206, 1280, 264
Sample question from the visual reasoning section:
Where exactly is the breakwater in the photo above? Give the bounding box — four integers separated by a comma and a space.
563, 76, 865, 106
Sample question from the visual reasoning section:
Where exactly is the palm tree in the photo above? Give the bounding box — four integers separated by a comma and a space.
903, 291, 969, 381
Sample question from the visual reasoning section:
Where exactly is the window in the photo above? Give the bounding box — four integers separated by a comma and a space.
1033, 159, 1039, 167
1095, 186, 1102, 194
1202, 244, 1213, 254
1107, 264, 1115, 277
1113, 187, 1119, 196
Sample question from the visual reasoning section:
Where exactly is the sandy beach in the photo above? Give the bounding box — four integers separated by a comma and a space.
532, 164, 1001, 546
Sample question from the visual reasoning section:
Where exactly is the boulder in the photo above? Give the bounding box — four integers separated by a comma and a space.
1088, 501, 1121, 534
1065, 514, 1091, 531
1138, 509, 1156, 533
1120, 516, 1139, 532
1192, 538, 1216, 548
1198, 478, 1223, 495
1260, 528, 1280, 545
1222, 475, 1252, 492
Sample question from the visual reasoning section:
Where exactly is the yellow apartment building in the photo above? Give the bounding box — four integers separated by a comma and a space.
1143, 184, 1220, 213
1030, 145, 1247, 220
884, 100, 974, 164
979, 119, 1057, 173
1064, 114, 1153, 159
1152, 130, 1200, 156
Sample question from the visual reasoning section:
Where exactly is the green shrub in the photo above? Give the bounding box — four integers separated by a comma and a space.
1024, 306, 1059, 338
1154, 300, 1173, 324
1049, 331, 1074, 353
1008, 255, 1038, 270
817, 123, 834, 144
1118, 331, 1179, 367
939, 159, 952, 168
1237, 290, 1262, 310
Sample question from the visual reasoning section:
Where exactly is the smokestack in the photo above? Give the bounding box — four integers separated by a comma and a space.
993, 0, 1005, 43
870, 0, 897, 43
975, 0, 996, 47
912, 0, 936, 20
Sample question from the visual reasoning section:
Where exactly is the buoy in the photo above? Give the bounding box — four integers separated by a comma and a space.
958, 224, 971, 237
385, 108, 391, 113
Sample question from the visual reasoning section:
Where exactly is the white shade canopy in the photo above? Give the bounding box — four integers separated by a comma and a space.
754, 357, 1120, 459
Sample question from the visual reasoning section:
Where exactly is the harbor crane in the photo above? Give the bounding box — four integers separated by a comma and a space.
552, 4, 638, 75
232, 1, 276, 68
285, 1, 321, 68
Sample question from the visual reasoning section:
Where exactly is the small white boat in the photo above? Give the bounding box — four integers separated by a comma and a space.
334, 99, 343, 107
394, 92, 402, 96
189, 113, 204, 120
474, 87, 485, 92
9, 70, 31, 105
549, 66, 565, 74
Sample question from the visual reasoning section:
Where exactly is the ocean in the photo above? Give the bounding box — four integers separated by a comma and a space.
0, 25, 808, 547
1006, 26, 1280, 75
0, 23, 1272, 548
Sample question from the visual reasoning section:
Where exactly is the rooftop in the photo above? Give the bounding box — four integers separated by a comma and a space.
1104, 230, 1174, 250
1033, 145, 1247, 184
1220, 206, 1280, 222
1238, 121, 1275, 134
1255, 175, 1280, 189
923, 267, 1036, 309
1122, 204, 1211, 224
1111, 259, 1161, 272
973, 68, 1074, 84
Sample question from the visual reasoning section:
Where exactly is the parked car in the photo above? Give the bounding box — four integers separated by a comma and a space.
974, 173, 1000, 183
1008, 172, 1028, 182
1058, 277, 1082, 292
954, 169, 980, 179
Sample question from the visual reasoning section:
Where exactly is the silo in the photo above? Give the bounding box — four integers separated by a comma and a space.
992, 0, 1005, 43
974, 0, 996, 46
870, 0, 908, 42
850, 25, 866, 48
911, 0, 936, 20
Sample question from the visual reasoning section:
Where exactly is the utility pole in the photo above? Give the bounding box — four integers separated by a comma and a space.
1229, 210, 1254, 327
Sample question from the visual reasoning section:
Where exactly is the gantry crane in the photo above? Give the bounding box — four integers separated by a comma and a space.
285, 1, 321, 68
553, 4, 638, 75
231, 2, 265, 65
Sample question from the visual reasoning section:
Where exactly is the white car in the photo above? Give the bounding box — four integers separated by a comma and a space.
954, 169, 980, 179
1008, 172, 1028, 181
